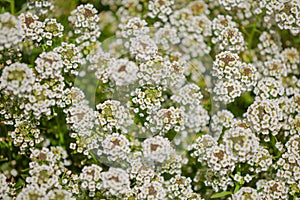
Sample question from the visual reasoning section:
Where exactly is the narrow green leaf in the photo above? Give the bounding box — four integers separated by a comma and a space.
234, 183, 241, 194
210, 191, 232, 199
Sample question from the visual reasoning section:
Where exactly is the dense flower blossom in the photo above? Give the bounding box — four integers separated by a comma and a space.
101, 167, 131, 195
246, 99, 283, 140
0, 62, 35, 96
142, 135, 174, 163
0, 13, 23, 51
1, 0, 300, 199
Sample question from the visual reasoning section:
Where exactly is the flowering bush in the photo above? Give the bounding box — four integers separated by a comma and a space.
0, 0, 300, 199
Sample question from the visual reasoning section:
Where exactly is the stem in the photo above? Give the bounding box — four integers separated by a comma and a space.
10, 0, 15, 15
247, 14, 262, 51
59, 130, 64, 145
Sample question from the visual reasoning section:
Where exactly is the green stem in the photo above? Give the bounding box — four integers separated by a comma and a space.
10, 0, 15, 15
59, 131, 64, 145
89, 151, 98, 163
247, 14, 262, 51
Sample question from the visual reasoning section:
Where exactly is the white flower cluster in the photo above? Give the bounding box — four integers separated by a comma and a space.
169, 8, 211, 58
79, 164, 102, 197
101, 167, 131, 195
171, 83, 209, 134
257, 180, 289, 199
257, 31, 282, 59
148, 0, 174, 22
17, 146, 74, 200
171, 83, 203, 108
1, 0, 300, 199
137, 55, 185, 87
118, 17, 149, 38
248, 147, 273, 174
131, 85, 164, 116
147, 106, 184, 133
254, 77, 285, 100
222, 126, 260, 162
127, 34, 158, 61
108, 58, 139, 86
66, 100, 96, 137
218, 0, 266, 20
212, 51, 257, 103
0, 13, 23, 51
96, 100, 133, 134
202, 145, 236, 192
100, 132, 131, 161
68, 4, 100, 45
211, 15, 244, 52
262, 58, 287, 79
0, 174, 12, 200
54, 42, 82, 75
231, 187, 260, 200
246, 99, 283, 141
27, 0, 54, 16
274, 135, 300, 195
134, 178, 166, 199
154, 24, 180, 51
35, 51, 64, 80
167, 175, 203, 200
142, 135, 174, 163
19, 12, 44, 43
267, 0, 300, 35
215, 26, 245, 52
42, 18, 64, 46
189, 135, 217, 159
19, 13, 63, 46
219, 0, 242, 10
10, 119, 42, 153
210, 110, 234, 137
0, 62, 35, 96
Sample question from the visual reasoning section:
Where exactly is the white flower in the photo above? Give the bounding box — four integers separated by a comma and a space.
142, 136, 174, 163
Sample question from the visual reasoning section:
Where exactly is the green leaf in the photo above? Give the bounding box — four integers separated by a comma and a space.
210, 191, 232, 199
234, 183, 241, 194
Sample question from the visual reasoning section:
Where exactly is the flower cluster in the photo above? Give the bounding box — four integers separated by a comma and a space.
210, 110, 234, 137
0, 62, 35, 96
100, 132, 131, 161
257, 180, 289, 199
101, 167, 131, 196
267, 0, 300, 35
117, 17, 149, 39
108, 58, 139, 86
254, 77, 285, 100
167, 175, 203, 200
0, 173, 14, 199
96, 100, 133, 134
1, 0, 300, 199
213, 26, 245, 52
222, 126, 260, 162
16, 146, 74, 199
147, 106, 184, 133
68, 3, 101, 59
231, 187, 260, 200
27, 0, 54, 16
212, 51, 257, 103
68, 4, 100, 44
54, 42, 82, 75
246, 99, 283, 141
9, 119, 42, 153
19, 12, 44, 43
0, 13, 23, 51
142, 135, 174, 163
147, 0, 174, 22
78, 164, 102, 197
19, 13, 63, 46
